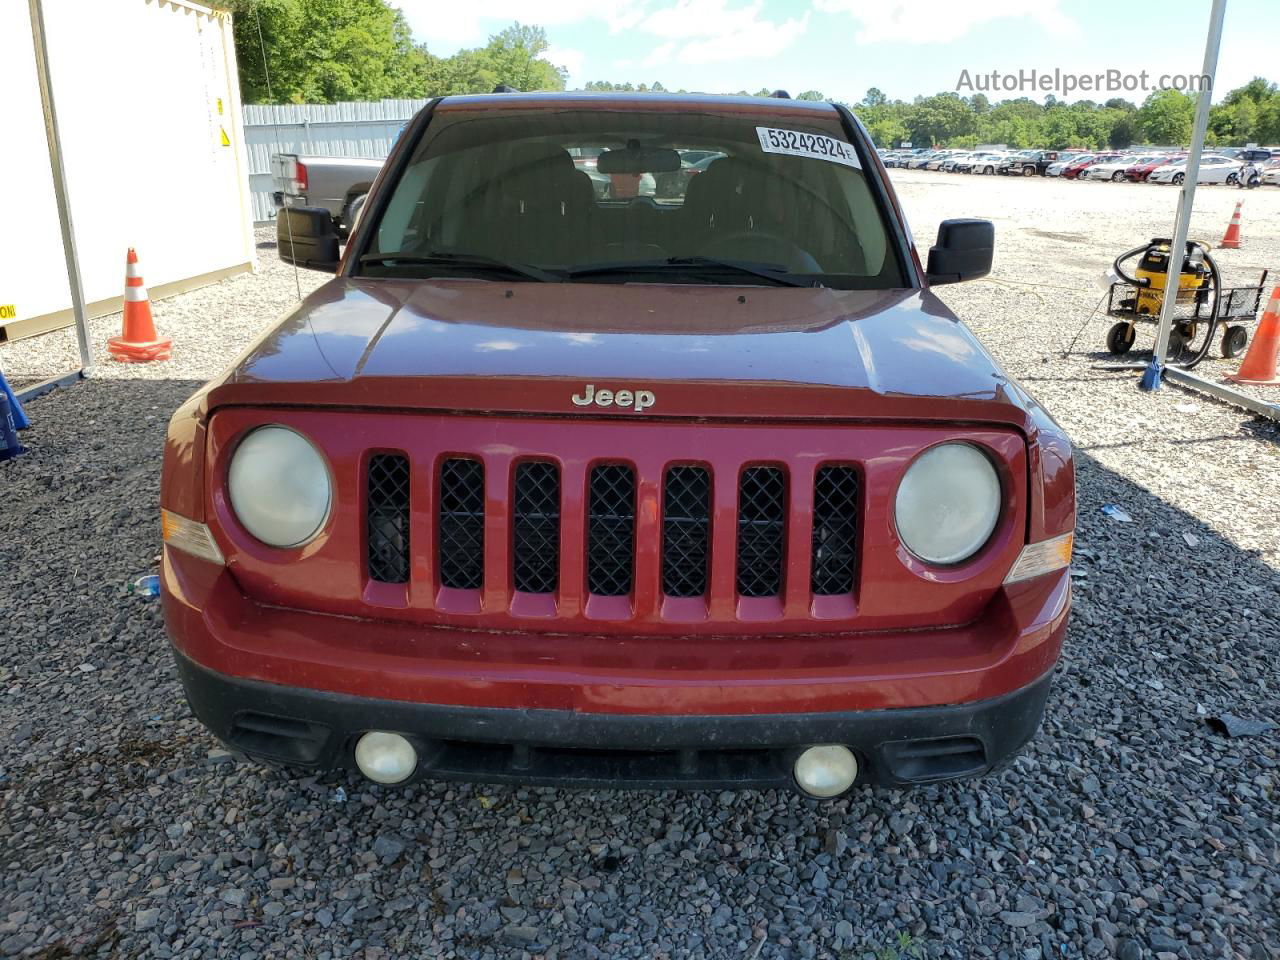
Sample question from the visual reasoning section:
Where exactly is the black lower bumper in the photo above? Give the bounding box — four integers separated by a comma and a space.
173, 651, 1053, 793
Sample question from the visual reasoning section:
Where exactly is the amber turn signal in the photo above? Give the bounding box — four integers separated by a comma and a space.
162, 509, 226, 566
1003, 532, 1073, 584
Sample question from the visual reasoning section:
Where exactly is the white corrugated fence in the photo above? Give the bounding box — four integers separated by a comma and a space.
242, 99, 428, 222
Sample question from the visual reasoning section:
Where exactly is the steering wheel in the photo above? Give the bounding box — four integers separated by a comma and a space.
698, 229, 820, 273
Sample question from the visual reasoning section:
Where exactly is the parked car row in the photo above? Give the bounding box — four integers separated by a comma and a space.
879, 146, 1280, 185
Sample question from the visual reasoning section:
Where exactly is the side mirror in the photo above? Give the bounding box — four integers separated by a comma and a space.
924, 218, 994, 285
277, 206, 340, 272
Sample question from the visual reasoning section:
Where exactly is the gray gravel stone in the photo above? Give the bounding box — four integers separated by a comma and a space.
372, 832, 406, 864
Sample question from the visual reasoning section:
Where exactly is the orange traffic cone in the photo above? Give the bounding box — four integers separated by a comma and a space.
1228, 286, 1280, 385
1220, 200, 1243, 249
107, 248, 172, 363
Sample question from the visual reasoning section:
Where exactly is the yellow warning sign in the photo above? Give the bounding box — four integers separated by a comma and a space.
220, 126, 231, 147
216, 97, 223, 115
0, 304, 15, 321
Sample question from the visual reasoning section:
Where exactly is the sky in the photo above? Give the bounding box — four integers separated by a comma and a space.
397, 0, 1274, 105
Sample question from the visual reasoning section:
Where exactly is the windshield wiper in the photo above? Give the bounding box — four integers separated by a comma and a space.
359, 251, 559, 283
566, 256, 811, 287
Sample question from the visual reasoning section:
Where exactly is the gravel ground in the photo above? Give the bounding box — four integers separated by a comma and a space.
1, 184, 1278, 960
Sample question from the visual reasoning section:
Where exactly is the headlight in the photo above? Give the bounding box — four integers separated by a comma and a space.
228, 425, 332, 547
894, 443, 1001, 565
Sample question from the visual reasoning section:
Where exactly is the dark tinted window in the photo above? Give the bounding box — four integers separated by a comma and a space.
365, 104, 903, 288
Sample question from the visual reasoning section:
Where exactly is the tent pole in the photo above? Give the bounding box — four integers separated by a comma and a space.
1141, 0, 1227, 391
28, 0, 94, 376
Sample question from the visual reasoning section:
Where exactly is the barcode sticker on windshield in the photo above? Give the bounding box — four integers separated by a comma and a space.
756, 127, 861, 169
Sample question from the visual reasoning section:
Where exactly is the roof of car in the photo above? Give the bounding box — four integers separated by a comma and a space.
434, 91, 841, 117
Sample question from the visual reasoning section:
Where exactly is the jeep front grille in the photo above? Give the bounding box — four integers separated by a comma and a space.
811, 466, 859, 595
438, 458, 485, 589
363, 450, 865, 618
736, 466, 786, 598
662, 466, 711, 598
587, 464, 636, 597
513, 461, 560, 594
367, 454, 411, 584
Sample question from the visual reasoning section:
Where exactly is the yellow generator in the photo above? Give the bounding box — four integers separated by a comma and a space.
1101, 237, 1268, 368
1130, 240, 1210, 315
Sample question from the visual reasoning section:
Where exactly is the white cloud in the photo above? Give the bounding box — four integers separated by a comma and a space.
544, 44, 586, 80
642, 42, 679, 69
400, 0, 635, 52
637, 0, 810, 65
814, 0, 1078, 45
402, 0, 809, 71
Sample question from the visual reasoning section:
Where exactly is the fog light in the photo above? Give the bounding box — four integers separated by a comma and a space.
354, 731, 417, 784
794, 745, 858, 798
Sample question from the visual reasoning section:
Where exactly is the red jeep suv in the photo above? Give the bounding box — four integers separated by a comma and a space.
161, 92, 1074, 798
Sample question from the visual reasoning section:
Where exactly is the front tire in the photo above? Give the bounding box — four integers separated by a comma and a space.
1172, 172, 1185, 185
1022, 166, 1036, 177
338, 193, 368, 240
1106, 322, 1136, 356
1222, 325, 1248, 358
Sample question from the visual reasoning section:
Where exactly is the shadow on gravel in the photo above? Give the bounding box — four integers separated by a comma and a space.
0, 379, 1276, 960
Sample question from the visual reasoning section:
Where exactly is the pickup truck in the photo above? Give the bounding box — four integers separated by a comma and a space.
1001, 150, 1061, 177
163, 92, 1075, 800
271, 153, 382, 237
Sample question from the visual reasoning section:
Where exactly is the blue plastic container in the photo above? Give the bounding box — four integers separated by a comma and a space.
131, 574, 161, 597
0, 369, 29, 431
0, 391, 26, 462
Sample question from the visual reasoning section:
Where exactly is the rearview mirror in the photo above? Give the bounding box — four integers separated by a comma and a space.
598, 143, 681, 174
924, 218, 994, 285
277, 206, 340, 272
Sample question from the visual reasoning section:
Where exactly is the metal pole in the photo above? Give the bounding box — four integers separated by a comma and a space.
1140, 0, 1227, 391
28, 0, 94, 375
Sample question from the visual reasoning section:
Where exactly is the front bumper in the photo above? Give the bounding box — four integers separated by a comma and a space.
174, 649, 1055, 791
163, 542, 1069, 790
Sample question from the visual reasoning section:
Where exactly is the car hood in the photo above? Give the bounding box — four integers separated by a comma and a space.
209, 278, 1038, 428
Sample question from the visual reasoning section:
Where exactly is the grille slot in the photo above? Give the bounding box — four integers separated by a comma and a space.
736, 466, 786, 598
662, 466, 710, 598
811, 466, 859, 595
513, 461, 560, 593
882, 736, 987, 782
367, 454, 411, 583
587, 464, 636, 596
226, 712, 330, 765
438, 458, 485, 589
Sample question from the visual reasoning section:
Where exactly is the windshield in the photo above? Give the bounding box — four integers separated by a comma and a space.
362, 104, 904, 289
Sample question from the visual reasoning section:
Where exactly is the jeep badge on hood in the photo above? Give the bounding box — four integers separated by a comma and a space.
571, 384, 656, 412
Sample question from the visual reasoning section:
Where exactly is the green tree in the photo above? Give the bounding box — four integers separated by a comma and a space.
864, 112, 908, 147
230, 3, 565, 103
862, 87, 887, 108
1108, 110, 1139, 149
1137, 89, 1194, 145
228, 0, 434, 103
1256, 96, 1280, 145
905, 93, 974, 146
438, 24, 566, 94
1224, 76, 1277, 106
